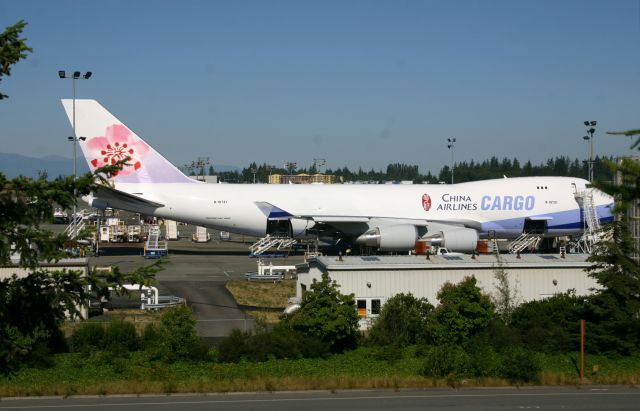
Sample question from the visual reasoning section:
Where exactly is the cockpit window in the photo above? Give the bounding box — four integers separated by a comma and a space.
586, 184, 593, 188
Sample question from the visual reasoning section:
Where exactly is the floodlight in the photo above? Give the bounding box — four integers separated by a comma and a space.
73, 71, 80, 79
84, 72, 92, 79
58, 70, 65, 79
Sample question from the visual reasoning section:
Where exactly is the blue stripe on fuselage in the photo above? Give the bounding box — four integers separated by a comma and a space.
479, 203, 614, 238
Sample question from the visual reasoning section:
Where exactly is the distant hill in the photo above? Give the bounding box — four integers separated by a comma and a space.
0, 152, 238, 179
0, 152, 88, 179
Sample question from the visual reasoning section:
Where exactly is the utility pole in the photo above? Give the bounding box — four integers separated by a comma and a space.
447, 138, 456, 184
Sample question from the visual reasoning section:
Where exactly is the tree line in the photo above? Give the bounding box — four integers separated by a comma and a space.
196, 156, 614, 184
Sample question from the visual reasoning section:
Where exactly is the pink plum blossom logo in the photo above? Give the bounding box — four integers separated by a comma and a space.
422, 194, 431, 212
86, 124, 149, 177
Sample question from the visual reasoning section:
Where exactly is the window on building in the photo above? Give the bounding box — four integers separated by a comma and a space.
357, 299, 367, 317
371, 299, 381, 316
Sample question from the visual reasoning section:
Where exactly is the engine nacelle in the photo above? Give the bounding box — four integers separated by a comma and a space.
426, 227, 479, 252
355, 224, 418, 251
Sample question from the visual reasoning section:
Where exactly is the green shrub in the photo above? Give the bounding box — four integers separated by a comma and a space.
499, 347, 541, 383
217, 329, 251, 363
510, 292, 582, 353
70, 322, 106, 353
419, 344, 472, 378
141, 323, 161, 346
369, 344, 404, 364
467, 342, 501, 377
217, 325, 330, 363
104, 319, 139, 354
367, 293, 433, 346
430, 277, 495, 346
284, 273, 359, 353
150, 306, 210, 363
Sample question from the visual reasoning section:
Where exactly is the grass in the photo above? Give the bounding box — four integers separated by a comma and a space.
61, 310, 162, 337
226, 279, 296, 309
2, 348, 640, 397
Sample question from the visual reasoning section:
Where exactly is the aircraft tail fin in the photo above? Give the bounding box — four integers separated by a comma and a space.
61, 99, 195, 184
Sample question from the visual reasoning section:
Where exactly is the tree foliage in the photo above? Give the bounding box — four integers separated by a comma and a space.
0, 20, 32, 100
0, 157, 163, 374
580, 128, 640, 355
225, 155, 614, 184
146, 305, 209, 363
284, 273, 359, 353
367, 293, 433, 346
492, 257, 520, 325
510, 291, 584, 353
429, 276, 494, 345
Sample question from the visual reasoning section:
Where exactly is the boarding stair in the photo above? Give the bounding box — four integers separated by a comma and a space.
144, 224, 168, 258
64, 213, 86, 240
508, 232, 542, 254
249, 234, 297, 256
572, 189, 605, 254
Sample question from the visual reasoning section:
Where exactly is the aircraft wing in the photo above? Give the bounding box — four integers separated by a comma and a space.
253, 202, 482, 231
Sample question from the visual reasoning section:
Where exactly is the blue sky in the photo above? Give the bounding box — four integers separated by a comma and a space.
1, 0, 638, 175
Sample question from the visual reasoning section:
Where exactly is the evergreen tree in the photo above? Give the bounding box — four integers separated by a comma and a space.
0, 20, 32, 100
586, 142, 640, 354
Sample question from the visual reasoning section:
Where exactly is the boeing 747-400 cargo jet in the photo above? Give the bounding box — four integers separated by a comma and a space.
62, 99, 614, 252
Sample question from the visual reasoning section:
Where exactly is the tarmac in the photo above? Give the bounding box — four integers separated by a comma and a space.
86, 224, 306, 340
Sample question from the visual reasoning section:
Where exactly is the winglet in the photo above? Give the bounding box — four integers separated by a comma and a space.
254, 202, 293, 219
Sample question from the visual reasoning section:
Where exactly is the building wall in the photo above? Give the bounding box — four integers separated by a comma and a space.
297, 263, 597, 320
269, 173, 335, 184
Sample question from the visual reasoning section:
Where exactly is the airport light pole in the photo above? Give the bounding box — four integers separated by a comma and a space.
59, 71, 92, 177
447, 138, 456, 184
313, 158, 326, 174
582, 121, 597, 182
59, 70, 92, 239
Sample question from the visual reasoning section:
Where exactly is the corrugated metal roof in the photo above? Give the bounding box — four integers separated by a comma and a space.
311, 253, 592, 271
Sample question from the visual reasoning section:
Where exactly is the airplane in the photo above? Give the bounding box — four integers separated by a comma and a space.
61, 99, 614, 252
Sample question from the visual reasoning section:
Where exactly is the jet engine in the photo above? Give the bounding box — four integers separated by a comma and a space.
425, 227, 479, 252
354, 224, 418, 251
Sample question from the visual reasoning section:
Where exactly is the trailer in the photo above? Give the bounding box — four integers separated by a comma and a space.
192, 226, 211, 243
164, 220, 179, 240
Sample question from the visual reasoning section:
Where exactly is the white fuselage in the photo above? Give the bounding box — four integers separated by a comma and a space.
100, 176, 613, 240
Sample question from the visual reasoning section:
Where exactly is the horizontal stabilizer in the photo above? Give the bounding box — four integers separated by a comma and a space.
95, 186, 164, 208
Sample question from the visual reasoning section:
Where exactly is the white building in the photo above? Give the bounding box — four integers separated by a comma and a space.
296, 254, 597, 327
